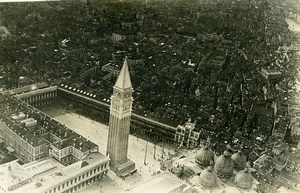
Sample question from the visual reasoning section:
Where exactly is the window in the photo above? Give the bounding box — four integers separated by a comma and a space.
82, 174, 85, 179
75, 178, 77, 183
71, 179, 73, 185
58, 186, 60, 191
62, 184, 65, 189
97, 167, 100, 172
67, 182, 69, 186
79, 176, 81, 181
90, 171, 92, 175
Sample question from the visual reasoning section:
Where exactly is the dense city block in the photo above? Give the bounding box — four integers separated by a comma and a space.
0, 0, 300, 192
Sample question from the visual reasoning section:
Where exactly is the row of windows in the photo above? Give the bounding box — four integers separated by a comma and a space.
32, 100, 55, 107
46, 163, 108, 193
62, 174, 103, 193
3, 133, 38, 163
175, 131, 199, 138
176, 135, 199, 142
22, 92, 56, 103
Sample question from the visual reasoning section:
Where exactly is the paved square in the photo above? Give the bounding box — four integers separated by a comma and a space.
54, 113, 176, 193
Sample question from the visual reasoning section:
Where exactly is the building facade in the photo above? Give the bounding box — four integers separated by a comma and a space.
56, 86, 177, 143
3, 83, 57, 108
0, 152, 109, 193
106, 57, 136, 176
0, 92, 109, 193
111, 32, 127, 42
174, 118, 201, 147
14, 86, 57, 107
0, 95, 99, 164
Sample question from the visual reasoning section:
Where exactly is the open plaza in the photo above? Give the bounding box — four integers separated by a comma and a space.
46, 107, 176, 193
1, 0, 300, 192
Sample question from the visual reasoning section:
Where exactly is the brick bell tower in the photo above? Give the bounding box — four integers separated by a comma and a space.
106, 56, 136, 176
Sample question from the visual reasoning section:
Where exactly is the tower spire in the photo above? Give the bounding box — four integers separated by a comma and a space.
106, 55, 136, 176
114, 56, 132, 90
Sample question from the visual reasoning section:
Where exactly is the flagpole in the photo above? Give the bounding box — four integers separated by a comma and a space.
144, 139, 148, 165
153, 144, 156, 159
161, 143, 165, 158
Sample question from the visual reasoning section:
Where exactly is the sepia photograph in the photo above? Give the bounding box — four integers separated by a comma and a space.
0, 0, 299, 192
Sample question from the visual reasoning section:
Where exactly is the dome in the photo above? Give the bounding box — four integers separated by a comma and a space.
195, 146, 214, 167
231, 150, 247, 171
234, 168, 253, 189
199, 166, 217, 187
214, 150, 234, 177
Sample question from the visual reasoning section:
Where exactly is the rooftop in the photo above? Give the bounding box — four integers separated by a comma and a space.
0, 26, 10, 35
15, 86, 57, 99
0, 91, 98, 151
130, 172, 186, 193
0, 152, 108, 193
7, 82, 49, 95
114, 57, 132, 90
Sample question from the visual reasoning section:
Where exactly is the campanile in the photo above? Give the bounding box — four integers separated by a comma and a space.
106, 57, 136, 176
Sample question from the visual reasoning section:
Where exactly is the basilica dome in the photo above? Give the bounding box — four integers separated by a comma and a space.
231, 150, 247, 171
214, 150, 234, 177
199, 166, 217, 188
234, 168, 253, 189
195, 146, 214, 167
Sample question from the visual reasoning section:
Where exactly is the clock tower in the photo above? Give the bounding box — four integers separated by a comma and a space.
106, 57, 136, 176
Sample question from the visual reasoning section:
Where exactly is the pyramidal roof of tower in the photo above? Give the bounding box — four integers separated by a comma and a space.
114, 57, 132, 89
